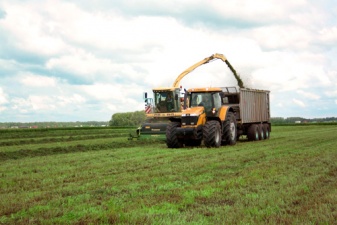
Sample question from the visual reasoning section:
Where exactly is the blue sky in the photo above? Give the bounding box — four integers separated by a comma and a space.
0, 0, 336, 122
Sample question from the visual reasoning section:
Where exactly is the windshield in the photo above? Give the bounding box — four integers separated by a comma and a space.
188, 92, 221, 112
190, 93, 210, 107
154, 91, 180, 113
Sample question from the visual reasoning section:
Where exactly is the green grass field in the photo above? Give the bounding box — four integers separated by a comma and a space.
0, 125, 336, 224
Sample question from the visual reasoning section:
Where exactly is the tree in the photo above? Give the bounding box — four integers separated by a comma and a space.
109, 111, 146, 126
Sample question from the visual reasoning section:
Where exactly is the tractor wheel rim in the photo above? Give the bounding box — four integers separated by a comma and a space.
215, 129, 220, 143
230, 122, 235, 140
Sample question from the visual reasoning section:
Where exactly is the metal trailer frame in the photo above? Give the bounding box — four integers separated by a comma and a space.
239, 88, 270, 124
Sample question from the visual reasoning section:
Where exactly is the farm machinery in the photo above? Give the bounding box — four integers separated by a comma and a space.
166, 86, 271, 148
129, 53, 243, 140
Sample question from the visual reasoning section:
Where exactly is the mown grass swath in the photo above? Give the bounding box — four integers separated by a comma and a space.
0, 125, 336, 224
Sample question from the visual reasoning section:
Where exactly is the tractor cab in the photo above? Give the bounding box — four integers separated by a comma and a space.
153, 87, 183, 113
184, 87, 223, 116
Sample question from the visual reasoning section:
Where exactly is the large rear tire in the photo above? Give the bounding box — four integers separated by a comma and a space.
222, 112, 237, 145
166, 122, 182, 148
258, 124, 264, 140
263, 124, 270, 139
203, 121, 221, 148
247, 124, 259, 141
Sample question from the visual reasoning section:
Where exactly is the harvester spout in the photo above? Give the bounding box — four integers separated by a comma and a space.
224, 60, 244, 88
172, 53, 244, 89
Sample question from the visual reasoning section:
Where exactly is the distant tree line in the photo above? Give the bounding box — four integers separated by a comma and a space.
109, 111, 146, 127
108, 112, 337, 126
0, 121, 109, 129
271, 117, 337, 124
1, 112, 336, 129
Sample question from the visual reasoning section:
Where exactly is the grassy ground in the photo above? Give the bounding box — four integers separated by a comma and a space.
0, 125, 336, 224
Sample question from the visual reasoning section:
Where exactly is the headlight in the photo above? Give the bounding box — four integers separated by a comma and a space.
212, 108, 216, 114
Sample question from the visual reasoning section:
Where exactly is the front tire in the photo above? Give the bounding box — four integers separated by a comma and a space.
203, 120, 221, 148
222, 112, 237, 145
166, 122, 182, 148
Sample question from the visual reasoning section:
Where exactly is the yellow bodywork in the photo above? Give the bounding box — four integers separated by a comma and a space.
146, 112, 182, 118
218, 106, 230, 122
187, 87, 222, 93
181, 107, 206, 126
152, 87, 177, 92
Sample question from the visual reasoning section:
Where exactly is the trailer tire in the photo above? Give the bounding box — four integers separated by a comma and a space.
263, 124, 270, 139
247, 124, 259, 141
203, 120, 221, 148
222, 112, 237, 145
166, 122, 183, 148
258, 124, 264, 140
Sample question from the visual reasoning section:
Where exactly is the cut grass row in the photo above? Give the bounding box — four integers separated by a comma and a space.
0, 133, 130, 147
0, 137, 161, 160
0, 126, 132, 140
0, 125, 336, 224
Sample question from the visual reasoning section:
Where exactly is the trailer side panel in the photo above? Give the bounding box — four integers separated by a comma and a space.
239, 89, 270, 123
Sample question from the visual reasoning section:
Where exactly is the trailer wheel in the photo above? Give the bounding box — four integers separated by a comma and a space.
166, 122, 183, 148
222, 112, 237, 145
263, 124, 270, 139
247, 124, 259, 141
203, 120, 221, 148
258, 124, 264, 140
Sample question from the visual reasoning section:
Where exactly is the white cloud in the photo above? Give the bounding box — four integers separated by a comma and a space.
325, 90, 337, 98
276, 103, 283, 108
57, 94, 86, 107
80, 82, 145, 112
210, 0, 307, 23
45, 49, 147, 85
11, 95, 56, 112
38, 1, 186, 53
11, 93, 86, 114
46, 50, 114, 77
19, 74, 58, 87
297, 90, 320, 100
0, 88, 8, 112
106, 103, 118, 112
252, 25, 312, 50
0, 87, 8, 104
319, 27, 337, 44
0, 0, 336, 121
11, 97, 31, 113
0, 2, 67, 56
81, 83, 123, 101
292, 98, 306, 108
29, 95, 56, 111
